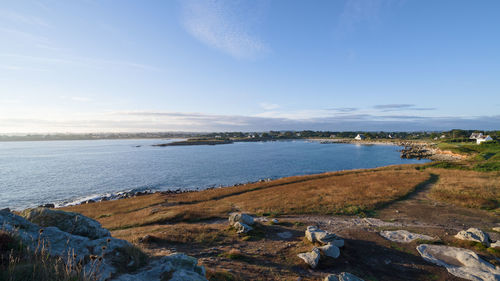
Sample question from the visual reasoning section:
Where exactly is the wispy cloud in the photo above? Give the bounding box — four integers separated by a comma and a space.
0, 10, 49, 27
59, 96, 93, 103
180, 0, 269, 59
374, 104, 436, 112
1, 111, 499, 133
259, 102, 280, 110
0, 53, 160, 72
326, 107, 358, 113
336, 0, 399, 34
0, 27, 50, 44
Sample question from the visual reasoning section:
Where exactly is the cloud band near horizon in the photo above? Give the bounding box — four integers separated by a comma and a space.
0, 111, 499, 134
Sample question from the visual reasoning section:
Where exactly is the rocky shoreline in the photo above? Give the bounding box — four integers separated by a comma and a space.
153, 139, 234, 146
310, 138, 464, 161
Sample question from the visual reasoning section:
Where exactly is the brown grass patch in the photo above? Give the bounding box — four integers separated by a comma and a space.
428, 168, 500, 211
112, 224, 235, 246
64, 166, 430, 230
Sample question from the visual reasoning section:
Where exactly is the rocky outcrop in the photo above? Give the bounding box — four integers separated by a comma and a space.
380, 230, 436, 243
305, 226, 342, 245
417, 244, 500, 281
490, 241, 500, 248
20, 207, 110, 239
324, 272, 365, 281
233, 222, 253, 234
297, 248, 321, 269
228, 213, 255, 226
113, 253, 206, 281
299, 226, 344, 268
228, 213, 255, 234
400, 144, 433, 159
0, 208, 206, 281
318, 244, 340, 259
455, 228, 491, 247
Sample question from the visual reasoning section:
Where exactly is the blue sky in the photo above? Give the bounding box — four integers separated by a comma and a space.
1, 0, 499, 133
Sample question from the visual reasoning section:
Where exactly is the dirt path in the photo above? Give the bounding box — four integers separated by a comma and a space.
130, 174, 500, 280
375, 174, 499, 241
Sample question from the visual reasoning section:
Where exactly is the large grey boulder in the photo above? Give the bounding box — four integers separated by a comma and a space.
319, 244, 340, 259
490, 241, 500, 248
233, 222, 253, 234
417, 244, 500, 281
380, 230, 436, 243
323, 272, 363, 281
305, 226, 341, 244
228, 213, 255, 226
21, 207, 110, 239
455, 228, 491, 247
324, 272, 365, 281
297, 248, 321, 268
1, 209, 206, 281
114, 253, 206, 281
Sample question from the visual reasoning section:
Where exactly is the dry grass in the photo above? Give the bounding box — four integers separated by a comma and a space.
428, 168, 500, 211
0, 230, 99, 281
112, 223, 235, 246
64, 166, 430, 230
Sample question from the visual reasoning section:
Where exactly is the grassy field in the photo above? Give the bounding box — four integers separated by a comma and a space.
437, 140, 500, 171
63, 166, 431, 231
426, 168, 500, 212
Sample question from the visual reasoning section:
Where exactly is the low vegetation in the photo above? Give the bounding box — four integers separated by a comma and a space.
437, 140, 500, 172
427, 168, 500, 212
64, 166, 430, 230
0, 230, 98, 281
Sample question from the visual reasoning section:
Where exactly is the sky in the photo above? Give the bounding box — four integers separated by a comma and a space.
1, 0, 500, 133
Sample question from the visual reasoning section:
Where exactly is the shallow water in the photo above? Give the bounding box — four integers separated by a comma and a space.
0, 139, 429, 209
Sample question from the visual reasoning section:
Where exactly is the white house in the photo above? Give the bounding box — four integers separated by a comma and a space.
470, 132, 484, 140
476, 135, 493, 144
354, 134, 365, 140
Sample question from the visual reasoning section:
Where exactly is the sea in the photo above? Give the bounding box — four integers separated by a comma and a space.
0, 139, 429, 210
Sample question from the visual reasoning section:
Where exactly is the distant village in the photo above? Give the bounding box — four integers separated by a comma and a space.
0, 129, 498, 143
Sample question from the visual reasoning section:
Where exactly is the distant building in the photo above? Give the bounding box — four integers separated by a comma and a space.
440, 135, 446, 139
469, 132, 484, 140
354, 134, 365, 140
388, 134, 393, 139
476, 135, 493, 144
329, 134, 336, 138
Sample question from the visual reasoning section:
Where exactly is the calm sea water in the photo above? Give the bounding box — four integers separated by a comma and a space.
0, 139, 429, 210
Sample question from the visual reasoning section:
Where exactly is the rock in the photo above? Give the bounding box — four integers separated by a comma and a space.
380, 230, 436, 243
139, 234, 155, 243
490, 241, 500, 248
113, 253, 206, 281
492, 227, 500, 233
297, 248, 320, 268
39, 203, 55, 208
271, 219, 279, 224
325, 274, 339, 281
305, 226, 338, 244
20, 207, 111, 239
331, 239, 344, 248
319, 244, 340, 259
417, 244, 500, 281
1, 209, 205, 281
455, 228, 490, 247
277, 231, 293, 239
324, 272, 364, 281
233, 222, 253, 234
228, 213, 254, 226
